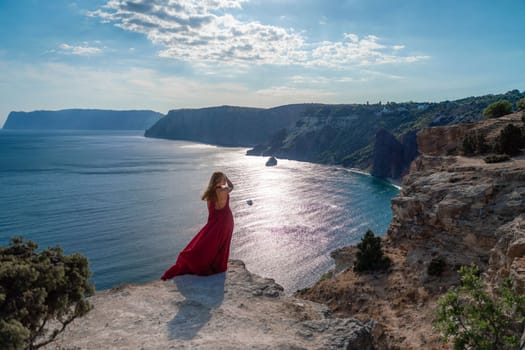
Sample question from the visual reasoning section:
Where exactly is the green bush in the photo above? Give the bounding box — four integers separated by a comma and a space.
433, 264, 525, 350
483, 100, 513, 119
517, 97, 525, 111
484, 154, 511, 163
496, 124, 524, 156
428, 256, 447, 276
0, 237, 94, 350
462, 132, 489, 155
353, 229, 391, 273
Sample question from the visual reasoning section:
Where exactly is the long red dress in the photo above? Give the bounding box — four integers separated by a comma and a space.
161, 195, 234, 280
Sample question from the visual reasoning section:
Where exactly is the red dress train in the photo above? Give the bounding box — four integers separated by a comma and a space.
161, 195, 234, 280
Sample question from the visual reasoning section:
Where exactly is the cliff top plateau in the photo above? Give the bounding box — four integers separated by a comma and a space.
45, 260, 374, 350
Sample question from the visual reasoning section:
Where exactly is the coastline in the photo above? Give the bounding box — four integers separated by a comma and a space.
343, 167, 402, 190
246, 150, 403, 190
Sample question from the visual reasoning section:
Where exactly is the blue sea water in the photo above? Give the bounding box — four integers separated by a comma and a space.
0, 130, 399, 293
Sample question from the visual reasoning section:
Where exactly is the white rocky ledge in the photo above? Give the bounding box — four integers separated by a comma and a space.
46, 260, 373, 350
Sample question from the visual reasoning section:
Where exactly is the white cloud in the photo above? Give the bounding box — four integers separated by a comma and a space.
89, 0, 428, 68
58, 43, 103, 56
310, 35, 430, 67
1, 60, 334, 125
289, 75, 359, 85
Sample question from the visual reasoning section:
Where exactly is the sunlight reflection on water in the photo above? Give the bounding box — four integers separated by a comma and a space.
211, 152, 398, 293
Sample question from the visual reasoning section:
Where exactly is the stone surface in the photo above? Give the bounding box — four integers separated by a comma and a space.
489, 214, 525, 286
371, 129, 419, 179
45, 260, 372, 350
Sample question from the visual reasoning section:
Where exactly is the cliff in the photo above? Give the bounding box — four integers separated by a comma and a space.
145, 104, 317, 147
248, 90, 525, 177
370, 129, 418, 179
143, 91, 524, 179
3, 109, 164, 130
297, 112, 525, 349
45, 260, 374, 350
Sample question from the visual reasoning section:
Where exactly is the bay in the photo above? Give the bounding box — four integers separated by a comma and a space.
0, 130, 398, 293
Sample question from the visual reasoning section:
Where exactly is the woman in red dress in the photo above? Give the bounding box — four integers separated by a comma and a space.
161, 172, 234, 280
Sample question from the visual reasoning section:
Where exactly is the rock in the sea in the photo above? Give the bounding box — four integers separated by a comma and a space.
45, 260, 372, 350
266, 156, 278, 166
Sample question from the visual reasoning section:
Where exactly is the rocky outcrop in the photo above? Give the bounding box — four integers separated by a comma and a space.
298, 112, 525, 349
489, 214, 525, 292
45, 260, 373, 350
3, 109, 164, 130
370, 129, 403, 178
370, 129, 418, 179
265, 156, 278, 166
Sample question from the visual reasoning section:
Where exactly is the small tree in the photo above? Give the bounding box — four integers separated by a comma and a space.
353, 229, 391, 273
0, 237, 94, 350
496, 124, 524, 155
483, 100, 513, 119
517, 97, 525, 111
434, 264, 525, 350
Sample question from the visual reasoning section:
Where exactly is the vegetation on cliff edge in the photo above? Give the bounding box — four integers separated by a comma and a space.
353, 229, 391, 273
0, 237, 94, 350
434, 264, 525, 350
483, 100, 513, 119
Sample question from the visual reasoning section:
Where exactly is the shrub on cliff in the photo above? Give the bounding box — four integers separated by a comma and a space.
353, 230, 391, 273
462, 132, 489, 155
483, 100, 513, 119
0, 237, 94, 350
434, 264, 525, 350
495, 124, 524, 155
484, 154, 511, 163
517, 97, 525, 111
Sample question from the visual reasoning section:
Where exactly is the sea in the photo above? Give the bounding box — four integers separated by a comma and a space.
0, 130, 399, 293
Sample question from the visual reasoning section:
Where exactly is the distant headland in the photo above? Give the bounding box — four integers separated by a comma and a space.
2, 109, 164, 131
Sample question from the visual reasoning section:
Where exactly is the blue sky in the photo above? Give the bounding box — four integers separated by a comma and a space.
1, 0, 524, 126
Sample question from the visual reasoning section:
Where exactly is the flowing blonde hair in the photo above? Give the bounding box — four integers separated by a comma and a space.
201, 171, 226, 202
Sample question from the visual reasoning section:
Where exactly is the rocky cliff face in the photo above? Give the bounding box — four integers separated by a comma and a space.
298, 112, 525, 349
3, 109, 164, 130
370, 129, 418, 179
45, 260, 374, 350
144, 90, 524, 179
401, 113, 525, 289
249, 90, 525, 175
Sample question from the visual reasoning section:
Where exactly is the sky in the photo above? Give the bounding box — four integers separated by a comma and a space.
1, 0, 524, 126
